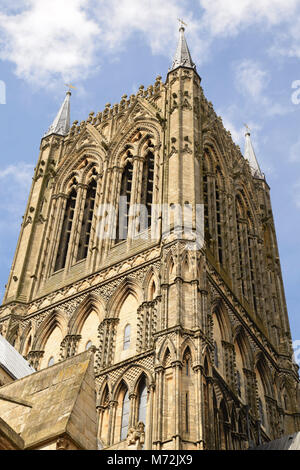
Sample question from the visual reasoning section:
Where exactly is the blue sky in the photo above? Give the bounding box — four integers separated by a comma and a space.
0, 0, 299, 349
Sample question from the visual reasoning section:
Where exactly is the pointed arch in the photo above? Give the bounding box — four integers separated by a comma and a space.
235, 328, 253, 369
54, 187, 77, 272
98, 381, 111, 406
203, 350, 213, 377
212, 300, 232, 343
56, 149, 103, 194
110, 115, 161, 168
162, 347, 172, 368
34, 310, 67, 369
255, 355, 273, 398
143, 267, 160, 301
109, 280, 142, 364
7, 324, 20, 348
69, 294, 106, 335
203, 137, 229, 179
135, 374, 148, 427
34, 310, 67, 351
97, 382, 110, 447
140, 150, 155, 228
168, 256, 176, 283
157, 337, 176, 365
112, 379, 130, 443
107, 278, 143, 317
181, 251, 193, 281
116, 158, 133, 243
76, 177, 97, 261
180, 338, 197, 365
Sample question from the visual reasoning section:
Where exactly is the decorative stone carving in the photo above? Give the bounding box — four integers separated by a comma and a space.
127, 422, 145, 450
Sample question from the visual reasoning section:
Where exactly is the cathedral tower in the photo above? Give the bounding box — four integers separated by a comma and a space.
0, 27, 299, 450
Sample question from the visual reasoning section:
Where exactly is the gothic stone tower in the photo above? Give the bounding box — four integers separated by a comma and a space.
0, 27, 299, 450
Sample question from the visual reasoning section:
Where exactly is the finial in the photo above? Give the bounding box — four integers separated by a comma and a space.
44, 89, 71, 138
244, 123, 251, 136
244, 125, 264, 179
178, 18, 187, 31
170, 20, 196, 73
65, 83, 76, 95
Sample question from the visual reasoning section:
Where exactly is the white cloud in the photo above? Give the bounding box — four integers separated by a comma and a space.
0, 0, 196, 88
1, 0, 300, 88
293, 180, 300, 208
220, 112, 261, 149
234, 60, 269, 100
199, 0, 298, 37
199, 0, 300, 63
0, 0, 100, 87
0, 163, 33, 220
95, 0, 194, 55
233, 59, 292, 117
290, 138, 300, 162
0, 163, 33, 186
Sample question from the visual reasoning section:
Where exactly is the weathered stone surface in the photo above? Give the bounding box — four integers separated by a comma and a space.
0, 350, 97, 450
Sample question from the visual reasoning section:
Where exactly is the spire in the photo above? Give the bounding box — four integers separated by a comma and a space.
244, 126, 264, 180
170, 24, 196, 72
44, 91, 71, 138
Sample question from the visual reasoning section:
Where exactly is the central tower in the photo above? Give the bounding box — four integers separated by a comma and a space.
0, 27, 299, 450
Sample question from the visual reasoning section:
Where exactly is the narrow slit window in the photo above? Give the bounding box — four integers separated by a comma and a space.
77, 179, 97, 261
121, 390, 130, 440
185, 392, 189, 433
116, 160, 133, 243
123, 324, 131, 350
138, 379, 148, 425
140, 151, 155, 229
55, 188, 77, 272
215, 182, 223, 265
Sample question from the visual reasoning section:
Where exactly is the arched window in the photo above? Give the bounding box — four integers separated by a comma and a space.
203, 173, 209, 235
185, 392, 189, 432
140, 151, 155, 228
214, 341, 219, 368
236, 370, 241, 397
48, 356, 55, 367
256, 365, 268, 430
202, 157, 224, 265
183, 350, 191, 376
77, 179, 97, 261
236, 197, 246, 297
121, 390, 130, 440
85, 340, 92, 351
215, 179, 223, 265
138, 378, 148, 425
247, 219, 258, 313
149, 279, 156, 301
116, 159, 133, 243
123, 325, 131, 350
55, 187, 77, 272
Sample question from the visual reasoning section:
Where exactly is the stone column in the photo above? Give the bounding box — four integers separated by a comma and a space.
194, 365, 205, 450
97, 406, 105, 442
60, 334, 81, 360
108, 400, 118, 446
145, 383, 155, 450
172, 360, 182, 450
27, 350, 44, 370
129, 393, 138, 427
153, 366, 164, 450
